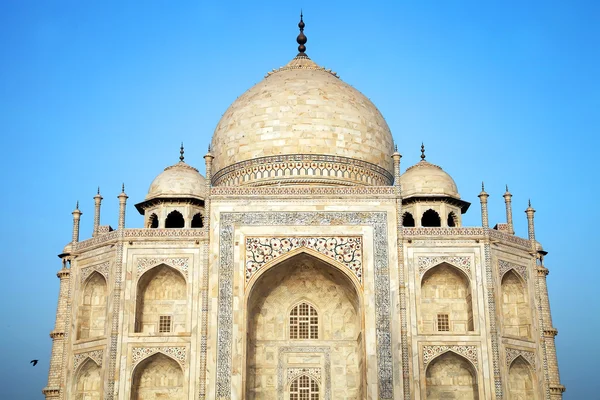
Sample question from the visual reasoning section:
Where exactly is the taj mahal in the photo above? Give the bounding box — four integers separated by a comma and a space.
43, 15, 564, 400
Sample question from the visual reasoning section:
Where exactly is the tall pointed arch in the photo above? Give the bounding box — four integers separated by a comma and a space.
508, 356, 536, 399
245, 252, 363, 399
73, 358, 103, 400
77, 271, 107, 340
501, 270, 532, 338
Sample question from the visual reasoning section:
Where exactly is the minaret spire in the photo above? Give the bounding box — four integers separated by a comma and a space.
296, 11, 307, 57
180, 142, 185, 162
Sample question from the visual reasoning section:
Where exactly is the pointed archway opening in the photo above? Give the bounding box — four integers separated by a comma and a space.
245, 252, 364, 400
74, 359, 102, 400
508, 356, 536, 399
131, 353, 184, 399
426, 352, 479, 399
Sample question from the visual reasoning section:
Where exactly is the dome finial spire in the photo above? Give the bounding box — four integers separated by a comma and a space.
296, 11, 307, 57
420, 142, 426, 161
180, 142, 185, 162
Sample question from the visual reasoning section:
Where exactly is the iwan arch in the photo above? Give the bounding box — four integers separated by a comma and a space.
44, 15, 564, 400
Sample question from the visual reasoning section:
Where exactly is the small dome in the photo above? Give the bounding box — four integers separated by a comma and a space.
146, 162, 206, 201
400, 160, 460, 199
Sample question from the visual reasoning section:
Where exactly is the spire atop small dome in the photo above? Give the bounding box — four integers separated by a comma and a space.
296, 11, 307, 57
420, 143, 426, 161
180, 142, 185, 162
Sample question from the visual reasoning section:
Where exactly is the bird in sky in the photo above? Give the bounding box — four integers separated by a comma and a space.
30, 360, 38, 366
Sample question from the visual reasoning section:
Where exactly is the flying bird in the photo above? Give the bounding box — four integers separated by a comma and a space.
30, 360, 38, 366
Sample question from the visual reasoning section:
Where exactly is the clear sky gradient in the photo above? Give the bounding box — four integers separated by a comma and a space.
0, 1, 598, 398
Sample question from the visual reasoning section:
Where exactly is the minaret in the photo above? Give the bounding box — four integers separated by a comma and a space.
118, 184, 128, 230
504, 185, 515, 235
527, 200, 565, 398
478, 182, 489, 228
92, 187, 103, 237
42, 257, 71, 399
72, 201, 82, 243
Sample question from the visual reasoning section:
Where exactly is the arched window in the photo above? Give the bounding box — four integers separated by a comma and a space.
421, 209, 441, 227
402, 212, 415, 227
447, 211, 458, 227
165, 210, 184, 228
289, 302, 318, 339
147, 213, 158, 228
290, 375, 319, 400
191, 213, 203, 228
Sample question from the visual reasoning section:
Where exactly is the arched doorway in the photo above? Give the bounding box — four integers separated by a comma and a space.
508, 356, 536, 399
73, 358, 102, 400
245, 252, 363, 399
426, 352, 479, 399
131, 353, 184, 399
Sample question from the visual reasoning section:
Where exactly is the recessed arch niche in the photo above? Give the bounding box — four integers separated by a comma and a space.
501, 270, 532, 338
245, 252, 364, 400
508, 356, 536, 399
73, 358, 103, 400
77, 272, 107, 340
425, 352, 479, 399
135, 264, 187, 334
420, 262, 474, 333
130, 353, 184, 399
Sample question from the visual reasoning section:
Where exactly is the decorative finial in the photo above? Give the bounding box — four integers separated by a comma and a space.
121, 183, 125, 193
482, 182, 485, 191
208, 144, 211, 153
420, 143, 426, 161
180, 142, 185, 162
296, 11, 307, 56
394, 144, 398, 152
505, 184, 509, 192
528, 199, 531, 207
76, 200, 79, 209
97, 186, 100, 195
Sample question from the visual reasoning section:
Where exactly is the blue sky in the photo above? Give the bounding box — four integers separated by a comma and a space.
0, 1, 598, 398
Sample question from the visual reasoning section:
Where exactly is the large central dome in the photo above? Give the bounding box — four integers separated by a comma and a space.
210, 34, 395, 187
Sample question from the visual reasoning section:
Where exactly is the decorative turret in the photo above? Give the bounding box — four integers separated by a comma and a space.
71, 201, 82, 243
93, 187, 103, 237
478, 182, 489, 228
135, 144, 207, 229
118, 184, 128, 230
399, 144, 470, 227
504, 185, 515, 235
